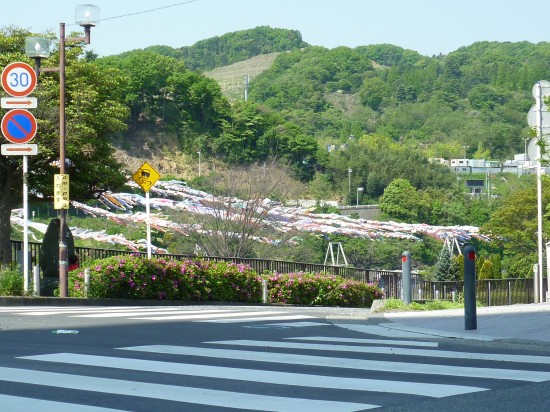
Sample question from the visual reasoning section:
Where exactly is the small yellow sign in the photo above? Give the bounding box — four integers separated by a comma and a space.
132, 161, 160, 192
54, 174, 70, 209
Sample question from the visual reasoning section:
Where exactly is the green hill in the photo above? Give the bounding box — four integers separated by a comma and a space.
146, 26, 308, 71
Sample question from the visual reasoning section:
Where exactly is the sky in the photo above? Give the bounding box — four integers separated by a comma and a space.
1, 0, 549, 58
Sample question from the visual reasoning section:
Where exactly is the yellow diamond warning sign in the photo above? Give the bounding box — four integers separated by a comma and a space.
132, 162, 160, 192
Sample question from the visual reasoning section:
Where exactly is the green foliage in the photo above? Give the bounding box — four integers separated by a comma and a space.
68, 255, 383, 307
0, 265, 23, 296
177, 26, 308, 71
477, 257, 494, 280
265, 272, 383, 307
375, 298, 464, 312
96, 51, 230, 137
380, 179, 422, 221
450, 254, 464, 280
433, 246, 455, 281
482, 176, 550, 276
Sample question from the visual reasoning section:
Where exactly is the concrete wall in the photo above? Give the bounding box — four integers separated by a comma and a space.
338, 205, 381, 220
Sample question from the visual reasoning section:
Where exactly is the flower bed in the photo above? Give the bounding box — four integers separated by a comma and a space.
68, 255, 383, 307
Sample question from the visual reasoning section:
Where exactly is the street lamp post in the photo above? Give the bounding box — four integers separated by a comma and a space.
347, 168, 352, 206
356, 187, 364, 206
26, 5, 100, 297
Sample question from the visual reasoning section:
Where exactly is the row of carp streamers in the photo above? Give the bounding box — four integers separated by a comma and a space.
12, 180, 488, 253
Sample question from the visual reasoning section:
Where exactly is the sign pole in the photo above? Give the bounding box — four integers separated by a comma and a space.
146, 190, 152, 259
131, 161, 161, 260
535, 82, 543, 303
1, 61, 38, 286
23, 155, 29, 292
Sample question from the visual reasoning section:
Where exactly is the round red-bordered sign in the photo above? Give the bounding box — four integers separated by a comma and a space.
1, 109, 37, 143
1, 62, 37, 97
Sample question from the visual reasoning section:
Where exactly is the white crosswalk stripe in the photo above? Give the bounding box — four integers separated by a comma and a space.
0, 306, 321, 325
122, 343, 550, 382
0, 394, 129, 412
4, 336, 550, 410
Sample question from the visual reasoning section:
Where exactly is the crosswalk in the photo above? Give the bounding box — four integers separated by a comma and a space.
0, 306, 323, 326
3, 334, 550, 410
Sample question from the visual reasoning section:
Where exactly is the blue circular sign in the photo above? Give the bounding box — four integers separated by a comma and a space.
1, 109, 37, 143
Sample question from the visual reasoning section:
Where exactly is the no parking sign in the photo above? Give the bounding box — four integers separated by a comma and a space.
1, 109, 37, 143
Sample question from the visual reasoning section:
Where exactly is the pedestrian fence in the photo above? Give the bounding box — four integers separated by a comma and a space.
10, 240, 540, 305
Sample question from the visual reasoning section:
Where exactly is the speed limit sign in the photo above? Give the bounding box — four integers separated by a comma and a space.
1, 62, 37, 97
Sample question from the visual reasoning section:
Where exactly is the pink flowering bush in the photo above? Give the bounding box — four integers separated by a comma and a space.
68, 255, 383, 307
266, 272, 383, 307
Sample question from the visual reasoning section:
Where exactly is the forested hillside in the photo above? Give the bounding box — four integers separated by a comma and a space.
95, 32, 550, 277
3, 25, 550, 277
146, 26, 308, 71
249, 41, 550, 160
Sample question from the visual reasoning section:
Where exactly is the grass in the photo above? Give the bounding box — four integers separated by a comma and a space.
375, 298, 465, 312
0, 265, 24, 296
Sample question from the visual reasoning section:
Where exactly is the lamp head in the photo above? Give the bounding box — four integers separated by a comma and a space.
25, 37, 51, 59
75, 4, 100, 27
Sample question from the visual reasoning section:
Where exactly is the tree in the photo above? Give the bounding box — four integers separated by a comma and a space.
433, 245, 454, 281
359, 77, 387, 110
482, 176, 550, 277
169, 162, 305, 258
380, 179, 422, 222
0, 27, 129, 265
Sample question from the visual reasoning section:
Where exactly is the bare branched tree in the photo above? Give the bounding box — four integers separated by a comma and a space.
171, 161, 305, 258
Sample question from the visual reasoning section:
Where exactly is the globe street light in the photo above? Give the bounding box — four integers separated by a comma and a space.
25, 4, 100, 297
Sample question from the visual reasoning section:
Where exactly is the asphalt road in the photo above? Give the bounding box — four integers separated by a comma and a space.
1, 305, 550, 411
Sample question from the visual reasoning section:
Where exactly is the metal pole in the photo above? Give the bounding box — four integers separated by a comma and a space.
84, 268, 90, 296
546, 242, 550, 302
146, 190, 152, 259
244, 74, 249, 102
33, 265, 40, 296
23, 155, 29, 293
464, 245, 477, 330
348, 168, 351, 206
197, 151, 201, 177
534, 263, 540, 303
401, 251, 411, 304
58, 22, 68, 298
536, 82, 544, 303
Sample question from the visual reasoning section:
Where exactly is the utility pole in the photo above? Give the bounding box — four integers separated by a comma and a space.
348, 168, 352, 206
244, 74, 249, 102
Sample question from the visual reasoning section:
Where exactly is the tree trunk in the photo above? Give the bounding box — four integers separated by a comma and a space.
0, 162, 15, 265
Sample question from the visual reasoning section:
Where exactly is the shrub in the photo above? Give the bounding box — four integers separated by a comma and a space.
68, 255, 262, 302
266, 272, 383, 307
68, 255, 383, 307
0, 265, 24, 296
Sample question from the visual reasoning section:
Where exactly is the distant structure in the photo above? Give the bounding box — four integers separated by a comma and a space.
429, 153, 539, 176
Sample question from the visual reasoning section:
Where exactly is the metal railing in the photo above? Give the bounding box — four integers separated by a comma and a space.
10, 240, 538, 305
10, 240, 393, 284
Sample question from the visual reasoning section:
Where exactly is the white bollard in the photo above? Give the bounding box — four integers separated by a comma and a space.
32, 265, 40, 296
24, 267, 29, 294
85, 268, 91, 296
